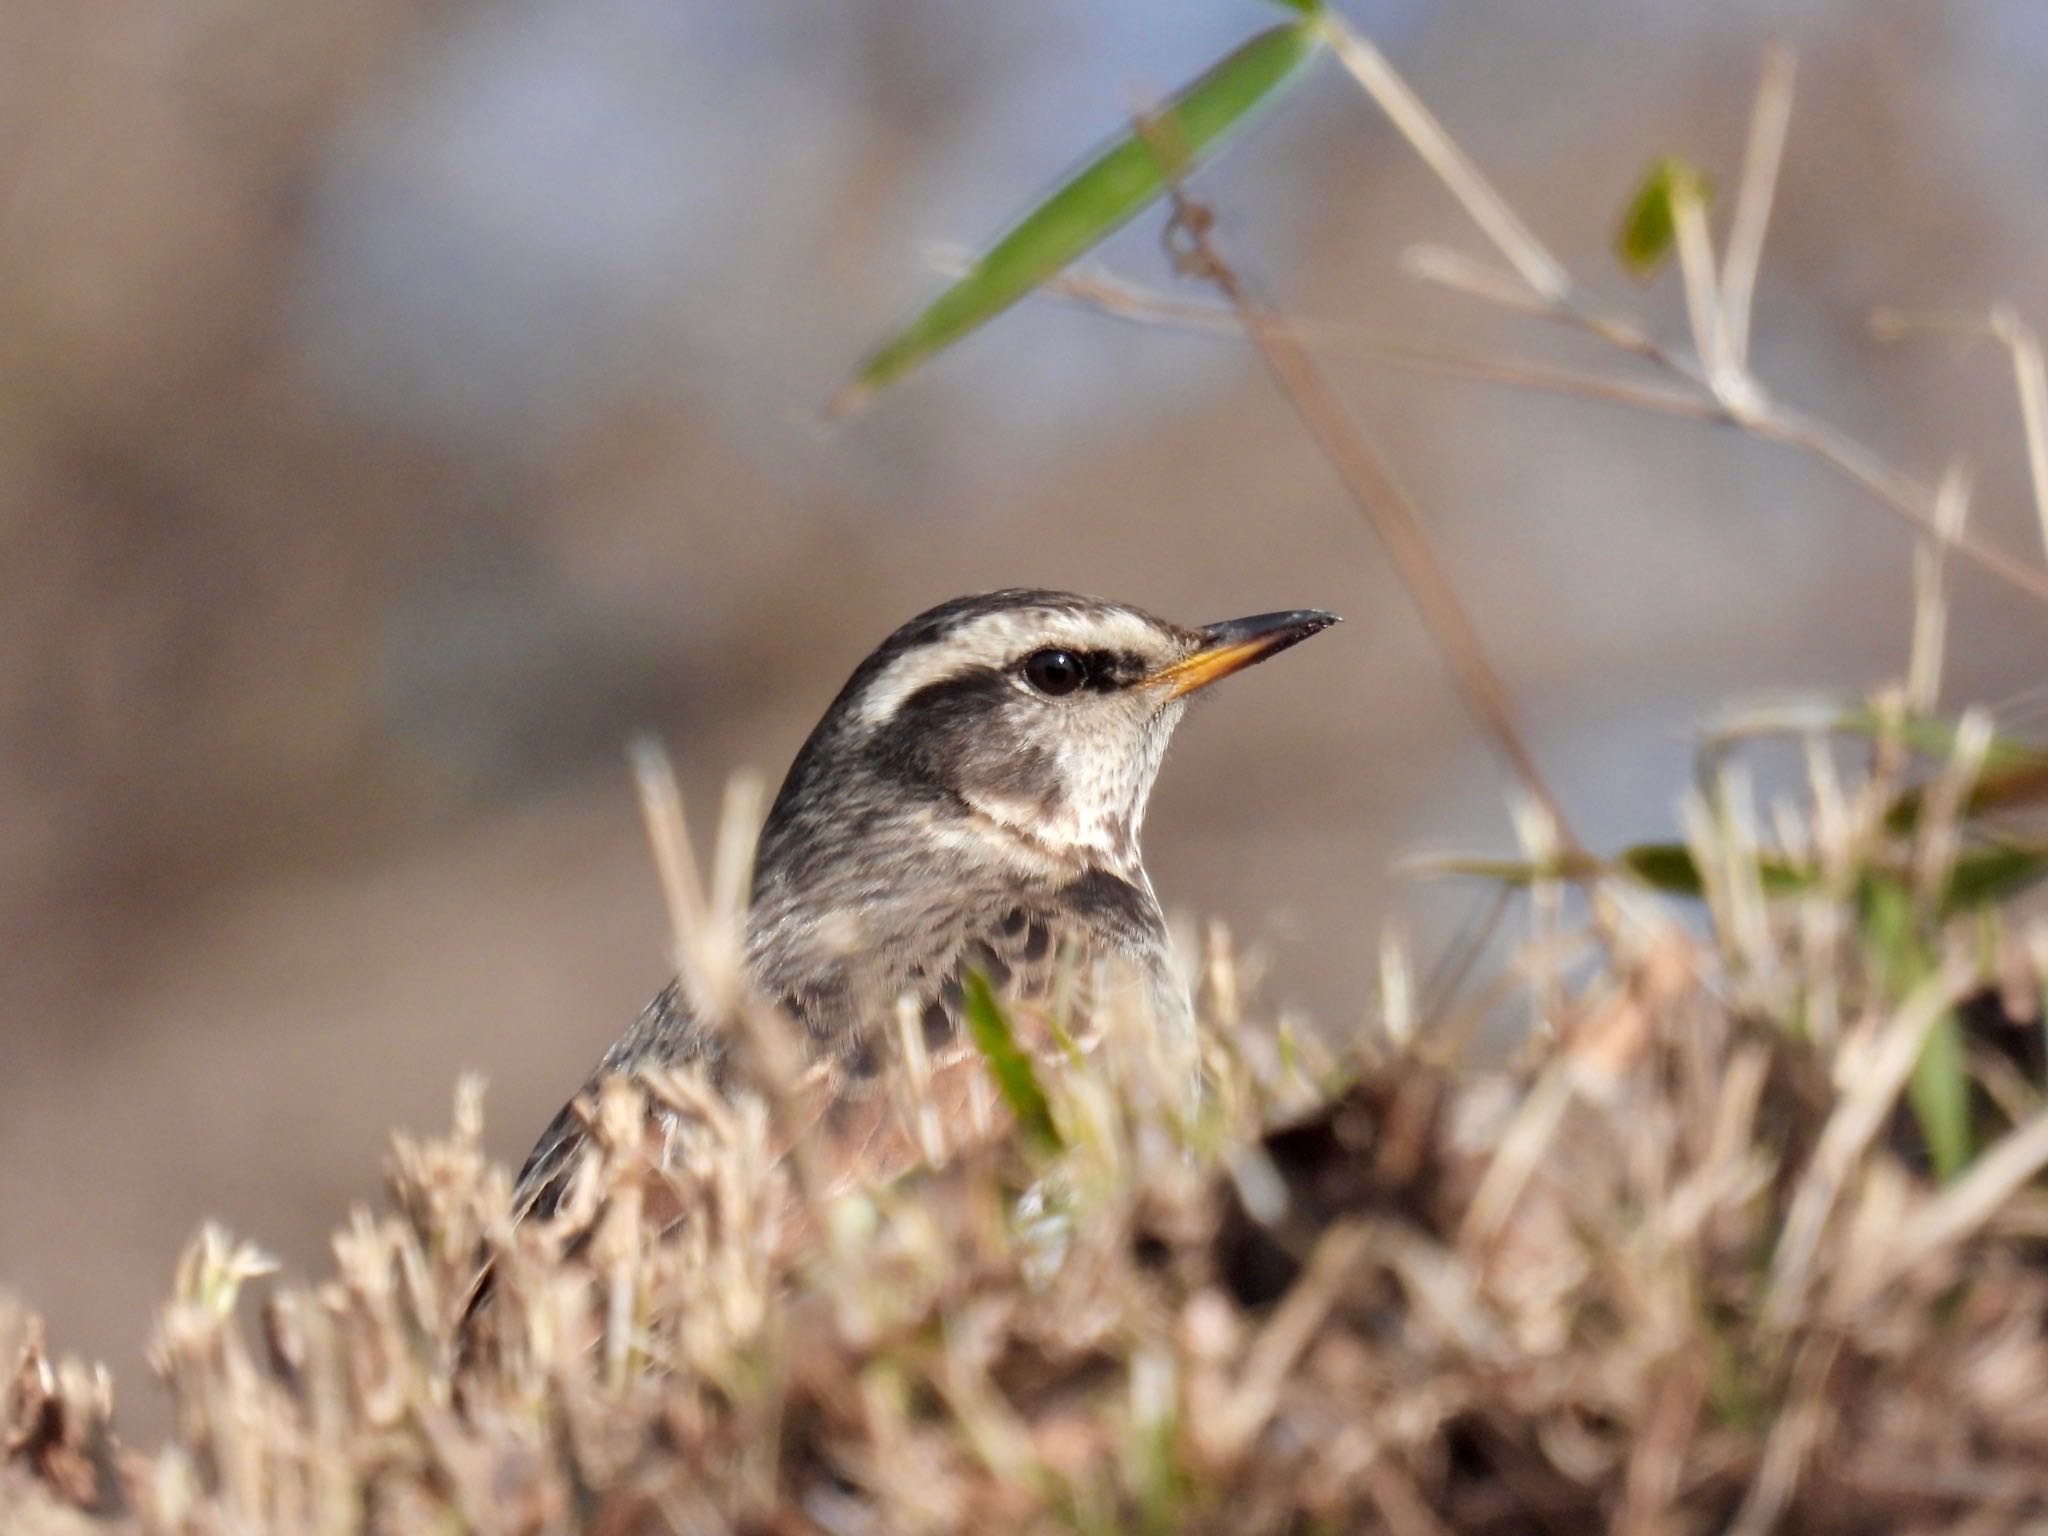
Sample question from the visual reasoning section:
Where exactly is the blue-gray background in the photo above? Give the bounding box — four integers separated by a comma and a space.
4, 0, 2046, 1418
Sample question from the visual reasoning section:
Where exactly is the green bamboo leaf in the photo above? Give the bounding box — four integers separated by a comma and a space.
1614, 156, 1713, 277
1939, 842, 2048, 914
1420, 844, 1807, 899
1617, 843, 1707, 897
961, 970, 1062, 1154
833, 22, 1322, 414
1624, 843, 1813, 898
1418, 846, 1696, 892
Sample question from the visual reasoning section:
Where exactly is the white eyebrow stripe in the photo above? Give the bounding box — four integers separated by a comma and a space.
854, 608, 1167, 728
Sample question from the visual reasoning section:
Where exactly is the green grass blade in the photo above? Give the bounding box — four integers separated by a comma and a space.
834, 21, 1322, 413
1908, 1010, 1972, 1181
961, 970, 1063, 1154
1863, 876, 1973, 1179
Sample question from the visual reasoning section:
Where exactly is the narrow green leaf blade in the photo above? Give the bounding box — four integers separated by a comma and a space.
1863, 876, 1972, 1179
835, 22, 1322, 413
961, 970, 1062, 1154
1908, 1010, 1973, 1181
1614, 156, 1712, 277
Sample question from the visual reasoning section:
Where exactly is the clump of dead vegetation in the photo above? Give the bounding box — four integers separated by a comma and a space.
7, 698, 2048, 1534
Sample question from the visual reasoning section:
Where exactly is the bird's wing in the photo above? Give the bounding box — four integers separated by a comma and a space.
510, 1095, 589, 1222
511, 866, 1175, 1217
512, 977, 711, 1219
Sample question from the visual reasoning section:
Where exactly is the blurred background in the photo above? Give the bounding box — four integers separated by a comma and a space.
5, 0, 2048, 1427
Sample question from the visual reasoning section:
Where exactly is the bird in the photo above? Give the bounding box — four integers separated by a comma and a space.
514, 588, 1337, 1216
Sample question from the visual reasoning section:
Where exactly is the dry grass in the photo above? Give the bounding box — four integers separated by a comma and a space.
13, 29, 2048, 1536
7, 704, 2048, 1536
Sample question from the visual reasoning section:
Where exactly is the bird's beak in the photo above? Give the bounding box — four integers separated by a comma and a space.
1149, 609, 1340, 698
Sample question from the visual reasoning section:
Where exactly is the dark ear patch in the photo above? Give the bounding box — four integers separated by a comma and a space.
980, 742, 1062, 815
894, 666, 1014, 723
883, 668, 1065, 815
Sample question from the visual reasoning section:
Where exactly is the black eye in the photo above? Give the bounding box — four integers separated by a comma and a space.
1022, 648, 1086, 696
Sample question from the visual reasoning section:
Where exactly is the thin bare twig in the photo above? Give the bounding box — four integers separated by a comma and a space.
1018, 264, 1727, 421
630, 736, 721, 1017
1905, 464, 1972, 712
1874, 1104, 2048, 1289
1319, 15, 1571, 306
1114, 61, 1575, 842
1992, 304, 2048, 562
1726, 1335, 1841, 1536
629, 745, 829, 1209
1870, 304, 2048, 565
1321, 32, 2048, 612
1670, 187, 1735, 410
1413, 267, 2048, 606
1761, 955, 1976, 1332
1751, 403, 2048, 604
1031, 251, 2048, 610
1149, 180, 1575, 845
1403, 245, 1701, 374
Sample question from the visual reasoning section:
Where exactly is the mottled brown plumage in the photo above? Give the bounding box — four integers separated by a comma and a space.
515, 589, 1334, 1214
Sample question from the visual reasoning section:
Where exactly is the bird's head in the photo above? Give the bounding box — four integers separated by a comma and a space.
759, 590, 1337, 884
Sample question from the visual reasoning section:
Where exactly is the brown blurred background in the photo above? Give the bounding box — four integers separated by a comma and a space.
5, 0, 2048, 1429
